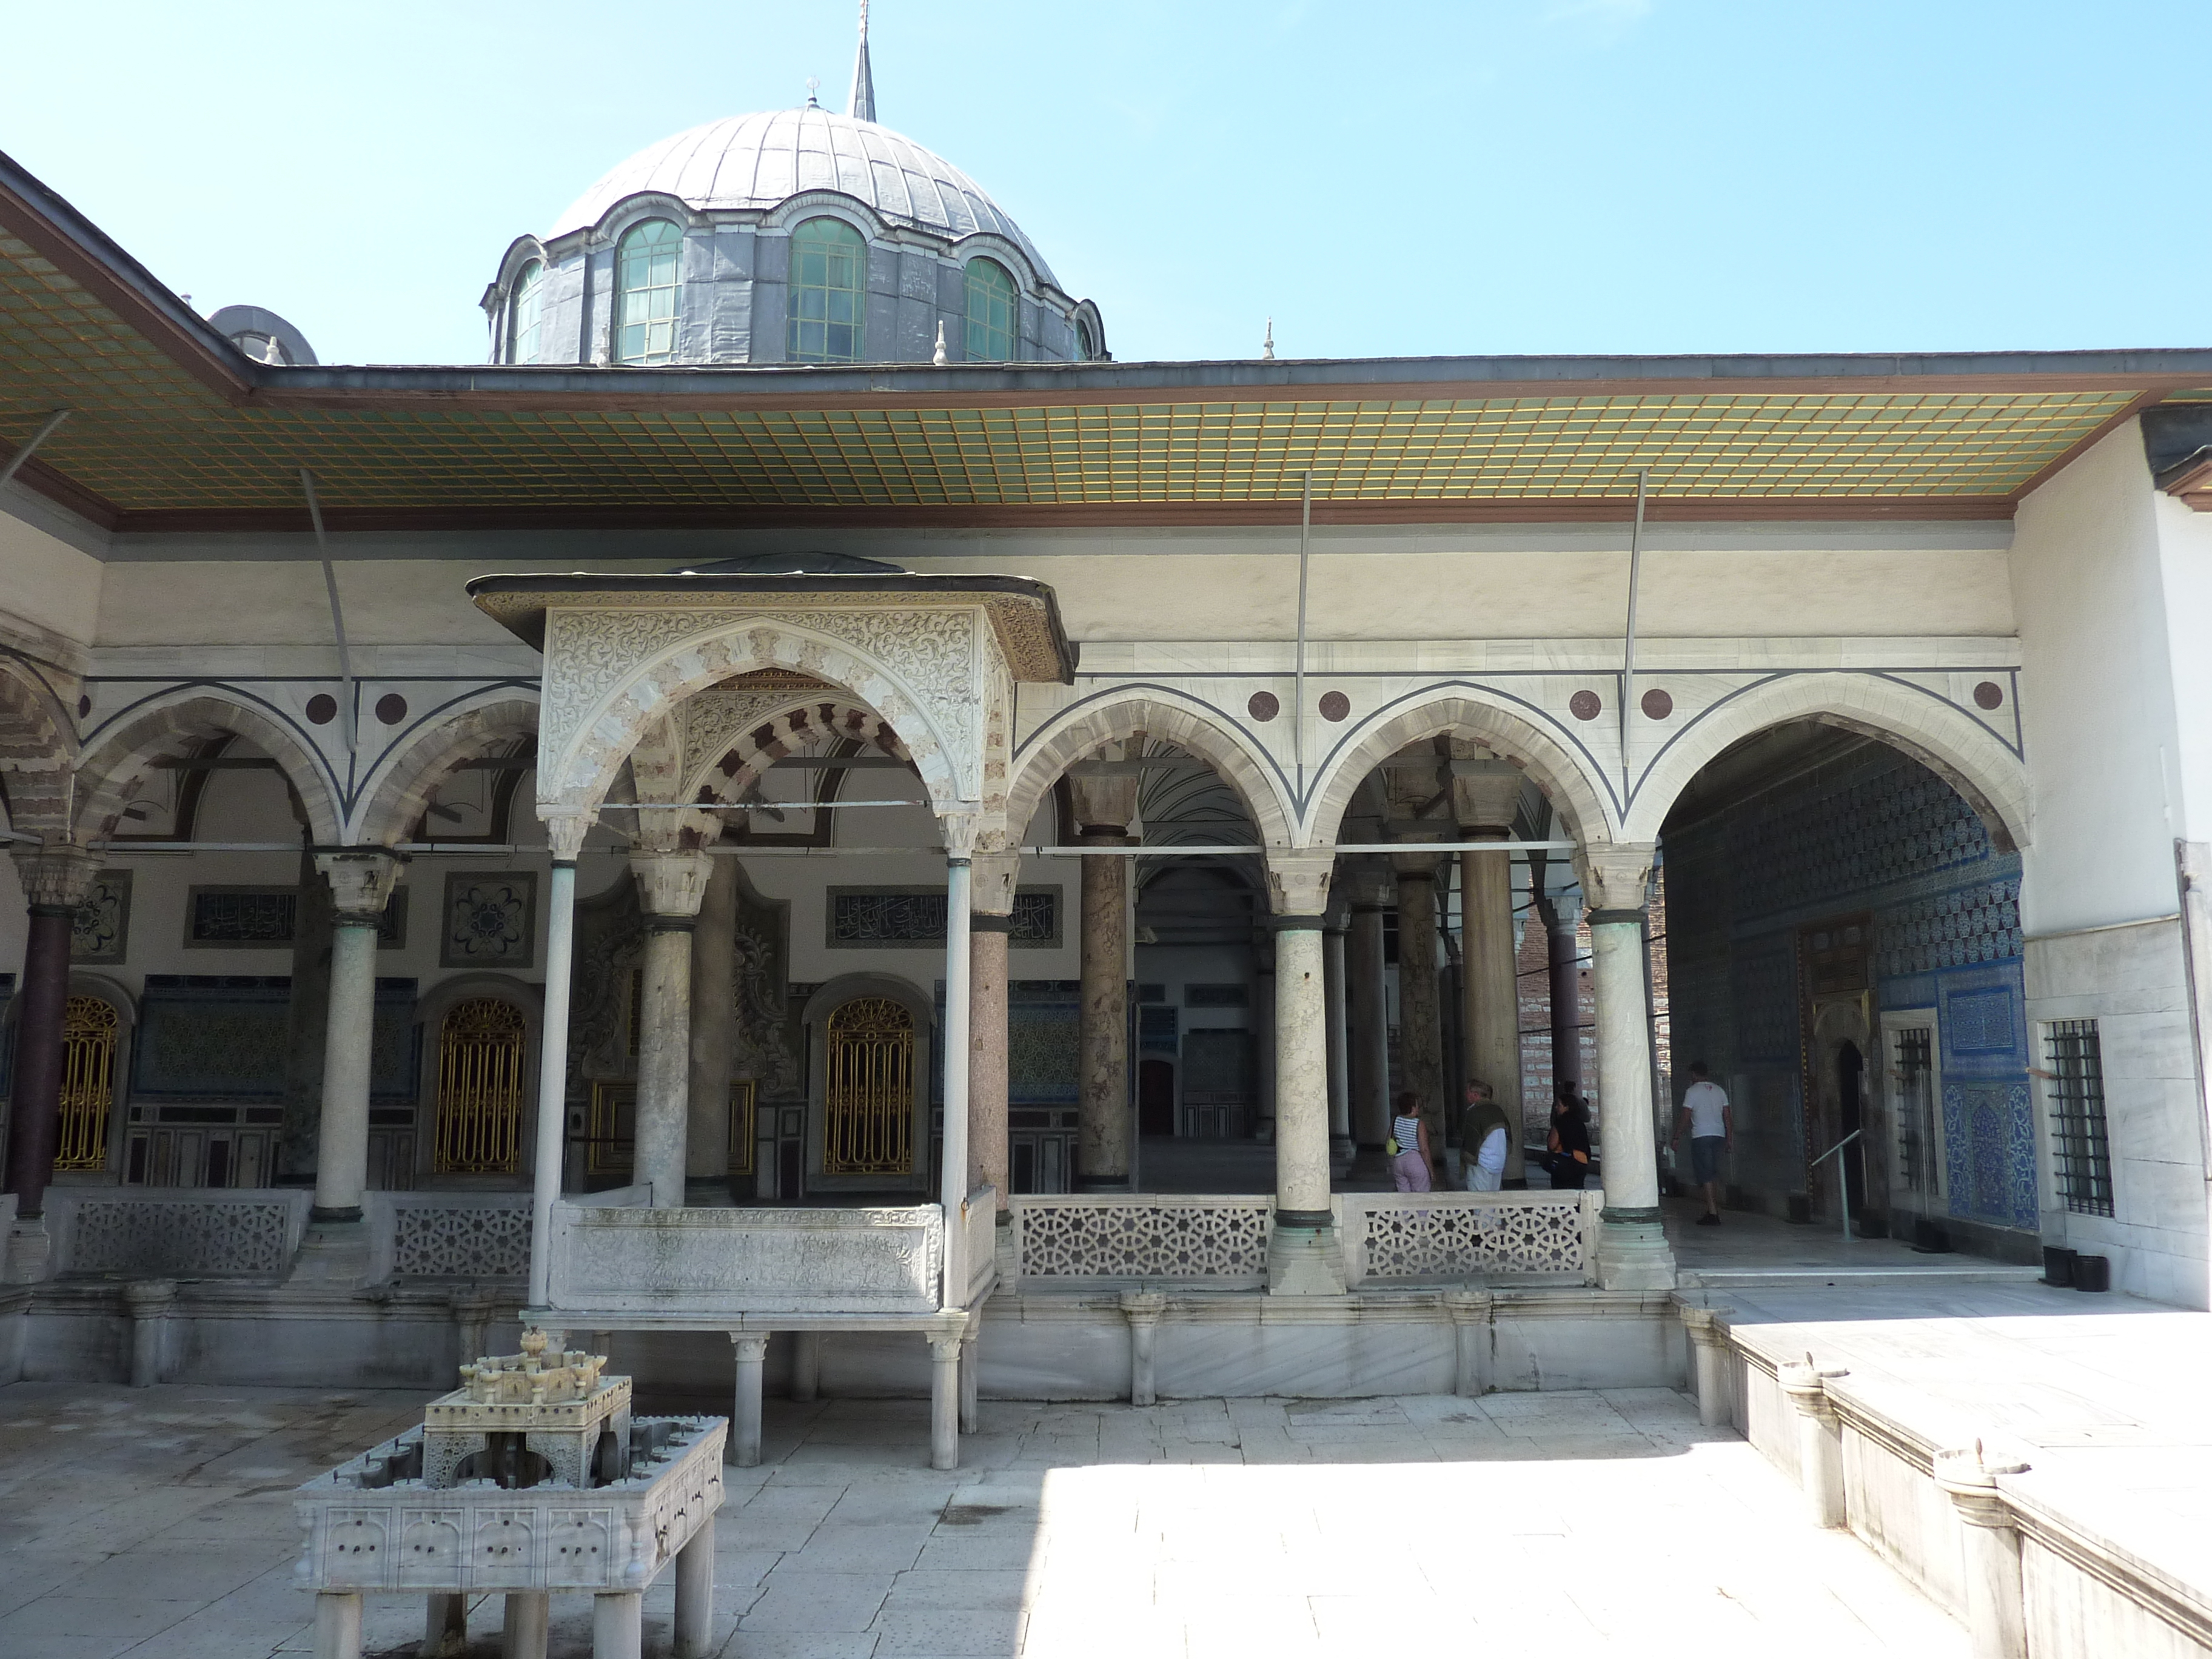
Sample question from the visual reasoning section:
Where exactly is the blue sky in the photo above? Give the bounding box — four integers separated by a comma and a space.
8, 1, 2207, 366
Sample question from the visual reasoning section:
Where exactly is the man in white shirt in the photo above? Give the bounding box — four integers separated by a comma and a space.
1670, 1061, 1732, 1227
1461, 1081, 1509, 1192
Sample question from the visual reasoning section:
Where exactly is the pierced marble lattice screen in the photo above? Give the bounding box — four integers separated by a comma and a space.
390, 1202, 532, 1279
1013, 1196, 1273, 1282
1346, 1193, 1592, 1282
68, 1198, 293, 1276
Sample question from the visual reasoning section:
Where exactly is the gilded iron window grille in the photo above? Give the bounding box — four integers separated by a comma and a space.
433, 997, 528, 1175
55, 994, 118, 1171
823, 997, 914, 1176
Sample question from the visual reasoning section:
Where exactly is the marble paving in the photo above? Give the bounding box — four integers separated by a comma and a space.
0, 1380, 1962, 1658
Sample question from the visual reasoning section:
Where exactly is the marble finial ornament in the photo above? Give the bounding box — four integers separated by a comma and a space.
933, 320, 948, 366
850, 0, 877, 122
1262, 318, 1275, 361
263, 333, 284, 365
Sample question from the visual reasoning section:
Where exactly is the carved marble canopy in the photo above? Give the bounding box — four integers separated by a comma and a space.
469, 571, 1076, 848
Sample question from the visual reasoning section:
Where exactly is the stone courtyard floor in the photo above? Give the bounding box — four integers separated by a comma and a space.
0, 1381, 1964, 1658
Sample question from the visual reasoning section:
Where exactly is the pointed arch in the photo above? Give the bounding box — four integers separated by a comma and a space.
0, 659, 79, 837
354, 692, 540, 847
1007, 689, 1296, 850
682, 697, 911, 805
541, 618, 975, 829
1304, 688, 1615, 851
1623, 673, 2029, 851
75, 691, 341, 845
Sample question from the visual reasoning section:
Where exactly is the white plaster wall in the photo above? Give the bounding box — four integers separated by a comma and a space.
2025, 918, 2209, 1307
0, 501, 102, 648
88, 521, 2013, 648
2010, 423, 2186, 935
2154, 493, 2212, 842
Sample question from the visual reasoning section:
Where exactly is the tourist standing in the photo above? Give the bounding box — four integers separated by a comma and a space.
1390, 1091, 1434, 1192
1671, 1061, 1733, 1225
1546, 1083, 1592, 1190
1461, 1080, 1509, 1192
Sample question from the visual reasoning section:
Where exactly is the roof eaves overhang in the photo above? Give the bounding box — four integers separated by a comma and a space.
466, 571, 1078, 683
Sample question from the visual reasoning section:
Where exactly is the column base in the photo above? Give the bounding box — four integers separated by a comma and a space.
3, 1217, 53, 1285
1594, 1219, 1677, 1290
1073, 1177, 1132, 1194
287, 1219, 371, 1287
1266, 1224, 1347, 1295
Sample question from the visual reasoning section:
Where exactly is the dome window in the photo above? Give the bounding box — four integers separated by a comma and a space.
788, 217, 867, 363
1076, 318, 1096, 361
615, 220, 682, 364
964, 258, 1017, 362
508, 260, 544, 364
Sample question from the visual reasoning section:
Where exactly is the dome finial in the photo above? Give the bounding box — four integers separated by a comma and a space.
805, 75, 821, 108
932, 320, 947, 367
1262, 318, 1275, 361
850, 0, 877, 121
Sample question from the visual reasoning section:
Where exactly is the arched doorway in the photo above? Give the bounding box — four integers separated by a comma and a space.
1660, 720, 2030, 1247
1837, 1039, 1866, 1218
56, 995, 120, 1173
823, 997, 916, 1177
433, 997, 529, 1175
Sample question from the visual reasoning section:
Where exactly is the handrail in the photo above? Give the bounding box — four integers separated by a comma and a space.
1807, 1129, 1865, 1242
1808, 1128, 1862, 1168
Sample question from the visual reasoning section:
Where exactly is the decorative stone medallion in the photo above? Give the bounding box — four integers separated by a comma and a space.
442, 872, 538, 968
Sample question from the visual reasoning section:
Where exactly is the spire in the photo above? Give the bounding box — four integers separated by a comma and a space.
850, 0, 876, 121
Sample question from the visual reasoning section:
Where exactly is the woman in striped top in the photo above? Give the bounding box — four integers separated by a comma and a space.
1390, 1091, 1434, 1193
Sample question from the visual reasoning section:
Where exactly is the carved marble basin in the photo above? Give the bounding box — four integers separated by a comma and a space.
294, 1416, 723, 1594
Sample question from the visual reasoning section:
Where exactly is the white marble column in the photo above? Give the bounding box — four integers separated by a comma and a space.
686, 851, 738, 1185
299, 853, 402, 1283
1579, 843, 1675, 1290
528, 815, 589, 1308
969, 853, 1019, 1213
631, 851, 713, 1208
1264, 855, 1344, 1295
1323, 909, 1352, 1165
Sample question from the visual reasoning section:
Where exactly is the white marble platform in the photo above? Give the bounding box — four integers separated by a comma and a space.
0, 1379, 1963, 1657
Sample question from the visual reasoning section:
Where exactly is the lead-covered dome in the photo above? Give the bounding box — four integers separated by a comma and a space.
549, 108, 1056, 287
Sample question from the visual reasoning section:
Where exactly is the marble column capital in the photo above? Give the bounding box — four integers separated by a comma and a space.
970, 851, 1022, 917
537, 806, 597, 863
1449, 759, 1523, 834
1264, 851, 1335, 918
1065, 754, 1141, 833
11, 841, 101, 912
629, 850, 714, 919
313, 850, 403, 925
1575, 842, 1657, 913
1389, 845, 1446, 880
